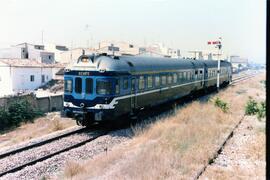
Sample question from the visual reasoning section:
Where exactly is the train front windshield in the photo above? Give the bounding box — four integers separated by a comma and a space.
96, 79, 113, 95
64, 77, 118, 96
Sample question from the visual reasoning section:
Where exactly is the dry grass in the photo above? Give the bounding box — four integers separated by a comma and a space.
60, 73, 265, 180
0, 112, 76, 149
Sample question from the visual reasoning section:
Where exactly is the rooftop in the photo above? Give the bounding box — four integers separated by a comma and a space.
0, 59, 66, 68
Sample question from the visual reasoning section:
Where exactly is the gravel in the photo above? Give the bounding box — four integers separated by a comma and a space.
201, 116, 266, 179
0, 131, 96, 175
0, 128, 132, 180
0, 126, 82, 156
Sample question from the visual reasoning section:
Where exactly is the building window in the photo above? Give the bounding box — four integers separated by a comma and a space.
139, 76, 145, 90
123, 78, 129, 90
147, 76, 153, 88
41, 75, 45, 83
48, 56, 51, 60
30, 75, 35, 82
46, 75, 49, 80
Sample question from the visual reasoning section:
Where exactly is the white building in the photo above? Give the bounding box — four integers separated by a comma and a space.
45, 44, 69, 63
230, 56, 249, 72
0, 43, 55, 64
0, 59, 64, 97
97, 41, 139, 56
60, 48, 95, 64
139, 43, 181, 58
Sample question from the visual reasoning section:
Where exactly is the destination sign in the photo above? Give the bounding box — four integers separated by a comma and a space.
78, 72, 90, 76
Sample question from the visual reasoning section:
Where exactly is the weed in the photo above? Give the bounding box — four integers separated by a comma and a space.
245, 98, 258, 115
214, 97, 229, 113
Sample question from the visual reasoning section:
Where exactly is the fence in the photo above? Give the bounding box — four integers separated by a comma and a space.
0, 94, 63, 113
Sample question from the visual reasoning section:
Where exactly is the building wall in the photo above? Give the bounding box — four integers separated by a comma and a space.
0, 64, 12, 97
0, 47, 23, 59
45, 44, 69, 63
11, 67, 53, 93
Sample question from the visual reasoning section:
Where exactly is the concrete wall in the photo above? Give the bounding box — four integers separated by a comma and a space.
0, 47, 23, 59
0, 94, 63, 113
36, 95, 63, 112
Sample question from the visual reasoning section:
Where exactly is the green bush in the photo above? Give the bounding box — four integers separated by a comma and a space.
214, 97, 229, 113
0, 107, 11, 130
0, 98, 44, 131
245, 98, 258, 115
256, 102, 266, 120
245, 98, 266, 120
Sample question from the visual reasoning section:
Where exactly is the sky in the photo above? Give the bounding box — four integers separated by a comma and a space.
0, 0, 266, 63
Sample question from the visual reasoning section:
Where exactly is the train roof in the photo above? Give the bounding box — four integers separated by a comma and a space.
67, 55, 231, 74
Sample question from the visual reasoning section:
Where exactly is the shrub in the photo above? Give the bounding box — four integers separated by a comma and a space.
214, 97, 229, 113
0, 98, 44, 131
245, 98, 266, 120
0, 107, 11, 130
256, 102, 266, 120
245, 98, 258, 115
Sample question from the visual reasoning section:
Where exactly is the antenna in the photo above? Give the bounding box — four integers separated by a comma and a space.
41, 30, 44, 45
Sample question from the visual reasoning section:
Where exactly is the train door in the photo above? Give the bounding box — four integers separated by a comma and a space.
130, 77, 137, 112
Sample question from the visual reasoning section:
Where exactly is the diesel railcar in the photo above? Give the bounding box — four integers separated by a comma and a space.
63, 54, 232, 126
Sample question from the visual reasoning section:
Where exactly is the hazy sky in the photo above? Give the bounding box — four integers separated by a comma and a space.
0, 0, 266, 63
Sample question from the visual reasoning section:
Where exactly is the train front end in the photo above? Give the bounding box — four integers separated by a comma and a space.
63, 55, 123, 126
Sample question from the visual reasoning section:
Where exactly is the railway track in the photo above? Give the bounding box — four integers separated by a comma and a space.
0, 127, 108, 177
0, 71, 260, 178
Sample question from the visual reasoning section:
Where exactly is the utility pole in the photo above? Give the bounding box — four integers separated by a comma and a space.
216, 37, 222, 91
41, 30, 44, 45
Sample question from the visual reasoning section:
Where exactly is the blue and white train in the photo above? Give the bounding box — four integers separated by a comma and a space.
63, 54, 232, 126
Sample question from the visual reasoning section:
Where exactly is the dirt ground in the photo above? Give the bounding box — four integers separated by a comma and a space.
201, 115, 265, 179
0, 112, 76, 149
59, 72, 266, 180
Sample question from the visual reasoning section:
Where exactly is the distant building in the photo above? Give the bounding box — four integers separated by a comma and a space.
230, 55, 249, 71
97, 41, 139, 56
0, 59, 64, 97
44, 44, 69, 63
60, 48, 95, 64
0, 43, 55, 64
139, 43, 181, 58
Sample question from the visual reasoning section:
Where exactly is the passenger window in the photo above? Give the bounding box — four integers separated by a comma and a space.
123, 78, 128, 90
115, 79, 120, 94
75, 77, 82, 93
131, 78, 136, 92
155, 75, 160, 87
178, 72, 182, 82
167, 74, 172, 84
147, 76, 153, 88
187, 72, 190, 81
161, 75, 166, 86
173, 73, 177, 83
183, 72, 187, 81
139, 76, 145, 90
85, 78, 93, 94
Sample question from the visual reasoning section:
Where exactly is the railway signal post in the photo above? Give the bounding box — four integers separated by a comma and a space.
207, 37, 222, 91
